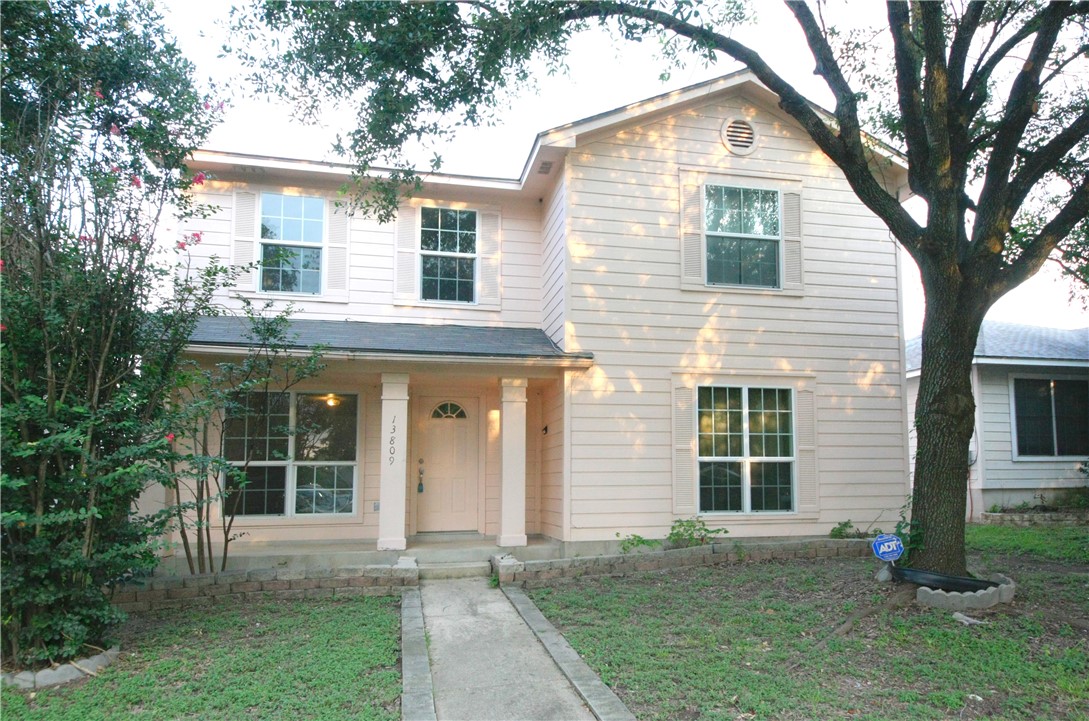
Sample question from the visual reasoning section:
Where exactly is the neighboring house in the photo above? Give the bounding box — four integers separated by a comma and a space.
906, 322, 1089, 519
159, 70, 915, 555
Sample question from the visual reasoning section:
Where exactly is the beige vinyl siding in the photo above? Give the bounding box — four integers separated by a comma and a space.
181, 185, 544, 328
538, 379, 567, 539
541, 171, 569, 346
563, 93, 910, 540
977, 365, 1087, 494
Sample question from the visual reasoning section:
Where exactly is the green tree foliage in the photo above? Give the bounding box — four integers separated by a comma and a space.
166, 301, 325, 576
233, 1, 1088, 576
0, 0, 221, 666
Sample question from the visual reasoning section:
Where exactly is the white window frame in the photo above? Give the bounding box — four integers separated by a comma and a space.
258, 191, 325, 296
696, 384, 797, 514
223, 391, 360, 518
703, 184, 783, 290
1009, 373, 1089, 460
419, 205, 479, 304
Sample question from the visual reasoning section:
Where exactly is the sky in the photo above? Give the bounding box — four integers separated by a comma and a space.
163, 1, 1086, 339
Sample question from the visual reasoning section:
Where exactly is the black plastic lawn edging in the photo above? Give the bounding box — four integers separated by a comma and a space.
890, 565, 999, 592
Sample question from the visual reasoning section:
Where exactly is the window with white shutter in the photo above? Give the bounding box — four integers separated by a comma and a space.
679, 170, 803, 294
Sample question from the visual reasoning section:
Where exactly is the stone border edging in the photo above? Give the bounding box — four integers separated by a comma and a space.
110, 557, 419, 612
2, 647, 119, 689
493, 538, 872, 586
979, 511, 1089, 527
915, 573, 1016, 610
400, 587, 437, 721
503, 586, 637, 721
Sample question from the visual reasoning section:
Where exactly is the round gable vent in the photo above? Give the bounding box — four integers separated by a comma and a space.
721, 117, 757, 155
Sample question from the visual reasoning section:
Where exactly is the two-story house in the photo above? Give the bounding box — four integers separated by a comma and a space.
168, 70, 913, 557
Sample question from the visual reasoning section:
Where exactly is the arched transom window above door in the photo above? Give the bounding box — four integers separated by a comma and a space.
431, 402, 467, 419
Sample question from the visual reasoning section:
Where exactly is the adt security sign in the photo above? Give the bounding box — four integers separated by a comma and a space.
872, 533, 905, 562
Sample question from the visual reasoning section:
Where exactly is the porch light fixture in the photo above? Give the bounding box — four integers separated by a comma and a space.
324, 393, 341, 407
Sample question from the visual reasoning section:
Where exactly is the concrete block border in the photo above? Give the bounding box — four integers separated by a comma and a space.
915, 573, 1017, 610
503, 586, 637, 721
111, 557, 419, 612
2, 647, 120, 689
494, 538, 872, 586
400, 587, 437, 721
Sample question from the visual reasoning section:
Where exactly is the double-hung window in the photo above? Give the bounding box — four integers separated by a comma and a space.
697, 386, 795, 512
1012, 377, 1089, 457
704, 185, 781, 288
223, 391, 358, 517
420, 207, 477, 303
260, 192, 324, 294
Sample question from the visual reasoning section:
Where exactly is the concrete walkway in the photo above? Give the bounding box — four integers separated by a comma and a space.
403, 578, 634, 721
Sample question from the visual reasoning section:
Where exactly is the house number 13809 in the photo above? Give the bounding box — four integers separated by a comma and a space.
388, 416, 398, 466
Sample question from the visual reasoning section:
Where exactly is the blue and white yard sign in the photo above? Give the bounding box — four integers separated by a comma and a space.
872, 533, 905, 562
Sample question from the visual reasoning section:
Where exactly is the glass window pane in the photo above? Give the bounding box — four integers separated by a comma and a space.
1014, 378, 1055, 455
421, 229, 439, 251
303, 196, 324, 220
699, 461, 742, 512
282, 218, 302, 242
225, 466, 286, 517
421, 207, 439, 229
441, 208, 458, 230
262, 192, 282, 218
1055, 380, 1088, 456
751, 462, 793, 511
296, 394, 358, 461
303, 219, 323, 244
282, 195, 303, 219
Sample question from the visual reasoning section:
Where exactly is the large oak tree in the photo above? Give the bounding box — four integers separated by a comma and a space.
234, 1, 1089, 576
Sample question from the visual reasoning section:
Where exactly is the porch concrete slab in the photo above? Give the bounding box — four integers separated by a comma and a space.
420, 578, 597, 721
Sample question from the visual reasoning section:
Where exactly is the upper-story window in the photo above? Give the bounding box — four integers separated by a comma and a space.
420, 207, 477, 303
679, 170, 802, 294
704, 185, 780, 288
260, 192, 324, 294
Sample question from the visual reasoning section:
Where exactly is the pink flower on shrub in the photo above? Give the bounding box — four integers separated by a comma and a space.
109, 123, 120, 136
203, 100, 211, 110
176, 240, 187, 250
0, 324, 7, 332
190, 232, 203, 244
94, 88, 104, 100
110, 165, 120, 173
165, 433, 175, 442
130, 234, 140, 244
192, 172, 206, 185
130, 175, 142, 188
79, 234, 93, 243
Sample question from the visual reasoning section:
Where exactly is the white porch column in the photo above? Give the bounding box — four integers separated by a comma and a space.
378, 373, 409, 551
498, 377, 528, 547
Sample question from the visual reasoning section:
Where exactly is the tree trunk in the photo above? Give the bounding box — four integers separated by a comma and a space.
909, 269, 989, 576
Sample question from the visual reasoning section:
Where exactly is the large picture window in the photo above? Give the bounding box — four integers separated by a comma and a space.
704, 185, 780, 288
420, 206, 477, 303
698, 386, 794, 512
223, 391, 358, 516
1013, 378, 1088, 457
260, 192, 324, 294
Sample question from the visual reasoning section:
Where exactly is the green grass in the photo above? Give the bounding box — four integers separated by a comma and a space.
965, 523, 1089, 563
529, 529, 1089, 721
1, 597, 401, 721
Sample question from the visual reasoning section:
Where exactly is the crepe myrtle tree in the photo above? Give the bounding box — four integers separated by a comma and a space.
233, 1, 1089, 575
0, 0, 223, 665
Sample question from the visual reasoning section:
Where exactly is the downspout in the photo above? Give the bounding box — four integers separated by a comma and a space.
968, 362, 986, 521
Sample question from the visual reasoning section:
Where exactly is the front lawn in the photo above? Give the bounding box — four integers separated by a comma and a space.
530, 525, 1089, 721
1, 597, 401, 721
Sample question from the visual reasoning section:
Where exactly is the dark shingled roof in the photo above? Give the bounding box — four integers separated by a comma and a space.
190, 317, 592, 362
906, 321, 1088, 372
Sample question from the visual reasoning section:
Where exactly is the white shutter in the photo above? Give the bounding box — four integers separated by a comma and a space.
325, 200, 349, 300
477, 210, 500, 307
679, 172, 704, 290
394, 202, 417, 300
795, 388, 819, 513
782, 191, 803, 291
232, 191, 257, 290
673, 384, 698, 515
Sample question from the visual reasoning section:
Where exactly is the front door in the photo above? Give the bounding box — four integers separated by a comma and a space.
415, 397, 479, 532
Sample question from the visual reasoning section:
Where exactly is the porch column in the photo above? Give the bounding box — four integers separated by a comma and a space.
378, 373, 409, 551
498, 377, 528, 547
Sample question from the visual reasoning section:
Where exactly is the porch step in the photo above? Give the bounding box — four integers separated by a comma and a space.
418, 561, 492, 580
